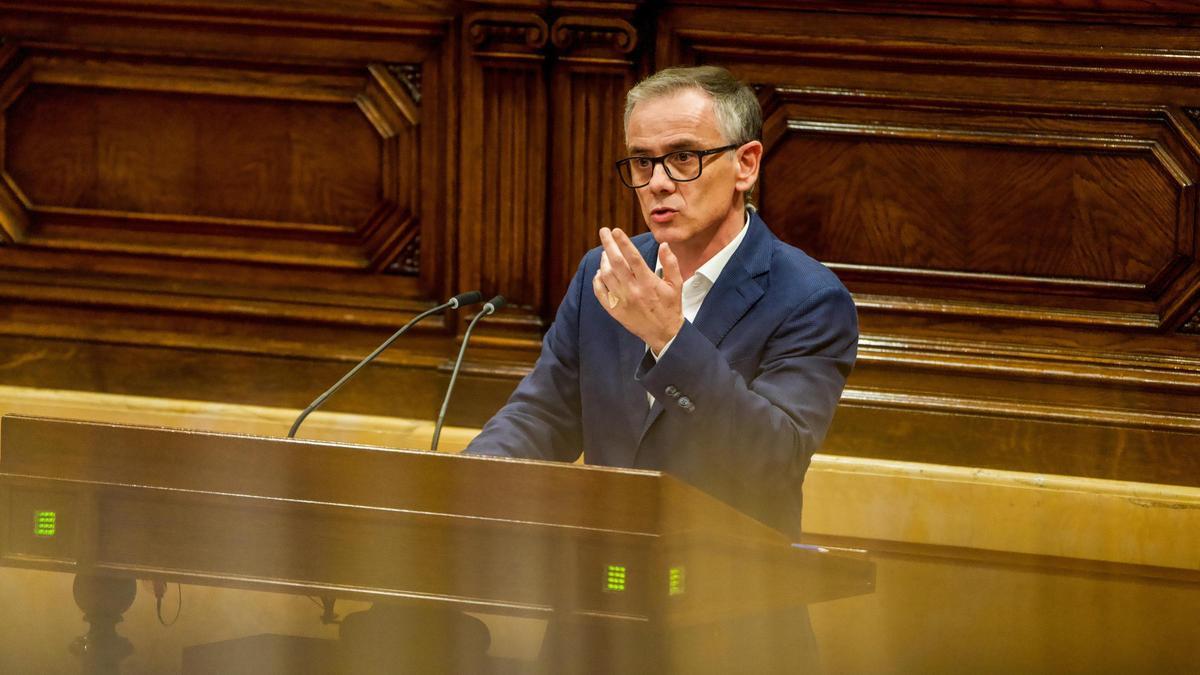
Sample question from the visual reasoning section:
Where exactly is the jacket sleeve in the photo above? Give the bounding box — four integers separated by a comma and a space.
462, 258, 588, 462
634, 283, 858, 515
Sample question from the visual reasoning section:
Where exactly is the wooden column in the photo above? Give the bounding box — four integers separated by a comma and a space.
460, 1, 647, 343
547, 2, 645, 309
460, 5, 552, 343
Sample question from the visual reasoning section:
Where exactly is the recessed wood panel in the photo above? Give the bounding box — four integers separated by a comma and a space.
757, 90, 1200, 326
9, 85, 381, 228
0, 51, 423, 272
764, 136, 1178, 284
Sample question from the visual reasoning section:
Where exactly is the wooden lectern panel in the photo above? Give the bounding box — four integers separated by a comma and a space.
0, 414, 873, 627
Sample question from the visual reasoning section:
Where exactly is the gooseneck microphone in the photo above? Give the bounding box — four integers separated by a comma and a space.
287, 291, 483, 439
431, 295, 506, 452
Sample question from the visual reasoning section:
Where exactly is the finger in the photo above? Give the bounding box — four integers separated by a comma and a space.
611, 228, 653, 280
598, 227, 634, 280
660, 242, 684, 289
598, 251, 622, 298
592, 270, 611, 305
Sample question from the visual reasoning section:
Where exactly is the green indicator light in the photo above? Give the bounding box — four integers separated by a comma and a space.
605, 564, 627, 592
34, 511, 56, 538
668, 566, 686, 596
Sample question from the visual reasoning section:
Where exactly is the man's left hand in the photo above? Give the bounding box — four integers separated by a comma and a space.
592, 227, 684, 354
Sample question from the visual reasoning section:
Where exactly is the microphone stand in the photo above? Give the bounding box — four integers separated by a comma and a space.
430, 296, 505, 452
288, 292, 481, 439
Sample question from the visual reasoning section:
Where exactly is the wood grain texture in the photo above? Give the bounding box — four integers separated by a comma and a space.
758, 88, 1199, 326
10, 86, 380, 228
0, 0, 458, 381
0, 0, 1198, 490
458, 9, 549, 319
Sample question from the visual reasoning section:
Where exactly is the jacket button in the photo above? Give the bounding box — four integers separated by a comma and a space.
677, 396, 692, 410
665, 385, 680, 398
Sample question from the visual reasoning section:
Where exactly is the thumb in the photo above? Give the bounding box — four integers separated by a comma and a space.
660, 242, 684, 288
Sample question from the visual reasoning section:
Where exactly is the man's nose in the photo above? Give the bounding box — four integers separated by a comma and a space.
646, 161, 676, 192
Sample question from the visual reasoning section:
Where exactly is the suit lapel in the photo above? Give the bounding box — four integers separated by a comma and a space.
691, 268, 765, 349
693, 212, 772, 344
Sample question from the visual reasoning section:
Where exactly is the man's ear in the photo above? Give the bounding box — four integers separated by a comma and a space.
734, 141, 763, 194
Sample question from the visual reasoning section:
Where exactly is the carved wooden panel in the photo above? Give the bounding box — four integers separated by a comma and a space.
2, 55, 420, 274
0, 0, 459, 303
0, 1, 464, 420
759, 88, 1200, 330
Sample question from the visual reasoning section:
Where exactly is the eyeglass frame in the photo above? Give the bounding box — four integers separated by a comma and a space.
614, 143, 741, 189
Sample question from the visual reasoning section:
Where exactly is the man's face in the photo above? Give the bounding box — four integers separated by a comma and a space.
624, 89, 744, 251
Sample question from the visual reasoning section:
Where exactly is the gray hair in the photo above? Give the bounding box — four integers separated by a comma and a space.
623, 66, 762, 145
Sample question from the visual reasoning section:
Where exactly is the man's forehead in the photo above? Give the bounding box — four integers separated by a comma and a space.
626, 133, 710, 155
625, 89, 723, 152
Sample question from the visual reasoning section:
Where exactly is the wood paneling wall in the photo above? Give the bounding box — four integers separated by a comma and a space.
1, 0, 1198, 489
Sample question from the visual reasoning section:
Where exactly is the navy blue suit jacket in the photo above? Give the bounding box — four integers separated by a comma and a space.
466, 212, 858, 538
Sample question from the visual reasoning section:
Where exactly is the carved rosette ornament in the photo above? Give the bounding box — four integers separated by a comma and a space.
466, 12, 549, 53
1182, 311, 1200, 334
386, 64, 422, 104
386, 234, 421, 276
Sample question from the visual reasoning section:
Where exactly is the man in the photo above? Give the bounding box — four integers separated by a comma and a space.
466, 65, 857, 540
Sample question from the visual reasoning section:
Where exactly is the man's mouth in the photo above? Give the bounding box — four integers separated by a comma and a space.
650, 207, 677, 223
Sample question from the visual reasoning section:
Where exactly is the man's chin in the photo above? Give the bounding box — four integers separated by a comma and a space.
645, 220, 684, 244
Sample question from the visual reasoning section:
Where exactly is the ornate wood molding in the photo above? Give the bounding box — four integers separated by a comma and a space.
0, 181, 28, 244
550, 15, 638, 59
386, 233, 422, 276
2, 51, 425, 275
1182, 311, 1200, 334
466, 11, 549, 53
386, 63, 423, 104
459, 4, 646, 324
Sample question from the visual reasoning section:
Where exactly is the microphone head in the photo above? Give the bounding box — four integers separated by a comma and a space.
483, 295, 506, 314
449, 290, 483, 309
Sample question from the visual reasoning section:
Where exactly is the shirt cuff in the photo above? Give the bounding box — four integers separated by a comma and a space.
650, 332, 679, 361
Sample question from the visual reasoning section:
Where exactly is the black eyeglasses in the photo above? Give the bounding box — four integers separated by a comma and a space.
614, 144, 739, 189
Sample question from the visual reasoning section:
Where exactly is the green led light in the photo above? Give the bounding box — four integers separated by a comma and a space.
605, 564, 627, 592
34, 511, 56, 538
668, 566, 686, 596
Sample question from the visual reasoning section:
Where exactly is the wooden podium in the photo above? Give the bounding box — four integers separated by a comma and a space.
0, 414, 874, 673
